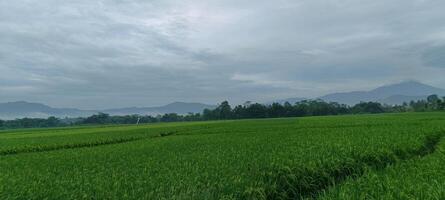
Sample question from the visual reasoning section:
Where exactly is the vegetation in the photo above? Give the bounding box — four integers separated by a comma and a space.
318, 135, 445, 200
1, 112, 445, 199
202, 94, 445, 120
1, 94, 445, 130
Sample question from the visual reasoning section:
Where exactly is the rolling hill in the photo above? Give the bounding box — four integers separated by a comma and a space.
3, 81, 444, 119
273, 81, 445, 105
320, 81, 445, 105
0, 101, 215, 120
102, 102, 216, 116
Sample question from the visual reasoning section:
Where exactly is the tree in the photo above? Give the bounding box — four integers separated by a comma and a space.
203, 108, 216, 120
45, 116, 60, 127
441, 97, 445, 110
427, 94, 440, 103
427, 94, 441, 110
268, 103, 285, 118
245, 103, 268, 118
232, 105, 246, 119
409, 100, 428, 112
218, 101, 232, 119
161, 113, 181, 122
352, 102, 385, 114
84, 113, 110, 124
183, 113, 201, 121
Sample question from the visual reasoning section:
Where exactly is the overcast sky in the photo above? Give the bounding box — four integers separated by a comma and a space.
1, 0, 445, 109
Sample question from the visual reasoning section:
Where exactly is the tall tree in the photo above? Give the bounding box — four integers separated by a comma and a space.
218, 101, 232, 120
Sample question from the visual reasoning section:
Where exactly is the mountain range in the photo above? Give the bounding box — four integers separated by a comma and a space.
274, 81, 445, 105
0, 102, 215, 120
102, 102, 216, 116
318, 81, 445, 105
1, 81, 444, 120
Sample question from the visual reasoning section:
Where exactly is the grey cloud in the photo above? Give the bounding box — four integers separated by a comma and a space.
422, 45, 445, 68
1, 0, 445, 108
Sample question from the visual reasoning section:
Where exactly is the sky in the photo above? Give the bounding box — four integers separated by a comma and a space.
1, 0, 445, 109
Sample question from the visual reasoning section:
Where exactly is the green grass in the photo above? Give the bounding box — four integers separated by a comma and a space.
317, 129, 445, 200
1, 113, 445, 199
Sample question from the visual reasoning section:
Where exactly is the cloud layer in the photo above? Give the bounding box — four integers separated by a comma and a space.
1, 0, 445, 109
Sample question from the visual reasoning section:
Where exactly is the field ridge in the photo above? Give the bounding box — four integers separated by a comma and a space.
0, 131, 177, 156
260, 133, 444, 200
2, 114, 445, 199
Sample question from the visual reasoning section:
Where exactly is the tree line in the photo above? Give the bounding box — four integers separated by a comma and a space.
0, 113, 202, 130
1, 94, 444, 130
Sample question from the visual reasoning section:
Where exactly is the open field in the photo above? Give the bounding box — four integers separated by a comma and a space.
1, 113, 445, 199
317, 139, 445, 200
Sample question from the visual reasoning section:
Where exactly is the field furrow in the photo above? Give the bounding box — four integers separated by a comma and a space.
1, 113, 445, 199
0, 131, 177, 156
263, 133, 444, 199
317, 136, 445, 200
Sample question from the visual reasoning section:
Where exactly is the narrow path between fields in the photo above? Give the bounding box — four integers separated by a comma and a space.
2, 129, 444, 200
0, 131, 177, 156
261, 133, 445, 200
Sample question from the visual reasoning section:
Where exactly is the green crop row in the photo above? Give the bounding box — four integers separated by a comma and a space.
262, 133, 443, 199
1, 112, 445, 199
317, 133, 445, 200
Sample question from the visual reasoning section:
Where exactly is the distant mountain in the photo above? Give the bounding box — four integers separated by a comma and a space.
0, 101, 215, 120
103, 102, 216, 116
319, 81, 445, 105
0, 101, 94, 120
3, 81, 443, 119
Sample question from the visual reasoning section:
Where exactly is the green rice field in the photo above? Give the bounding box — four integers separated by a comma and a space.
1, 112, 445, 199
